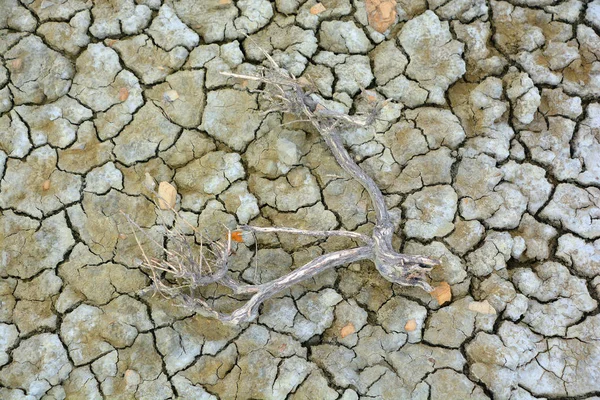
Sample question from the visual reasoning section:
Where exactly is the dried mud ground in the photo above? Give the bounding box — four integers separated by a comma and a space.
1, 0, 600, 399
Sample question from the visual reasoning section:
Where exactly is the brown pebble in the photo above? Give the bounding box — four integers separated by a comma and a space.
405, 319, 417, 332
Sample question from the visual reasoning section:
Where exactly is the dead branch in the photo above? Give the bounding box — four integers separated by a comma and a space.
130, 56, 441, 325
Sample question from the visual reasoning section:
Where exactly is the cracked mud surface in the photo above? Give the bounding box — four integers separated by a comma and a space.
1, 0, 600, 399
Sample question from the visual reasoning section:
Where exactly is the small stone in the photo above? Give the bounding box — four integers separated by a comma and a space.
366, 0, 398, 33
157, 181, 177, 210
404, 319, 417, 332
118, 87, 129, 101
310, 3, 326, 14
469, 300, 497, 315
340, 323, 356, 338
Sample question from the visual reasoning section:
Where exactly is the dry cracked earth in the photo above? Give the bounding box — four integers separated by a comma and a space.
1, 0, 600, 399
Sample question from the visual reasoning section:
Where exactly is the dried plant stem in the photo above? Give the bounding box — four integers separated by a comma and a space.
131, 59, 441, 325
238, 225, 373, 244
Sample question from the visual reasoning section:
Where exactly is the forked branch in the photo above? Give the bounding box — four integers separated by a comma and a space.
131, 56, 441, 324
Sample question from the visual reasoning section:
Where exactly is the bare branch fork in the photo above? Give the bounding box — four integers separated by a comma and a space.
130, 56, 440, 325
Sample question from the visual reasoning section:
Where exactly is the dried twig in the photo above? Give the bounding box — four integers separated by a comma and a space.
129, 54, 440, 325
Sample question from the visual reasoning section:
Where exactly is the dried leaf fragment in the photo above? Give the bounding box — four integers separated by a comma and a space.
468, 300, 497, 315
118, 87, 129, 101
404, 319, 417, 332
340, 323, 355, 338
157, 181, 177, 210
42, 180, 51, 191
230, 231, 244, 243
430, 281, 452, 305
310, 2, 327, 14
366, 0, 397, 33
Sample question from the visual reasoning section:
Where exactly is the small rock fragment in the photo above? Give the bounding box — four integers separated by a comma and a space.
404, 319, 417, 332
157, 181, 177, 210
366, 0, 397, 33
340, 323, 355, 338
310, 3, 326, 14
469, 300, 497, 315
430, 282, 452, 306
